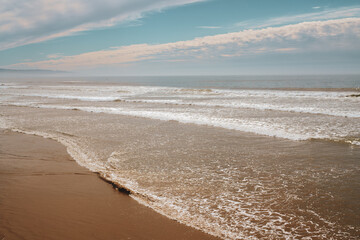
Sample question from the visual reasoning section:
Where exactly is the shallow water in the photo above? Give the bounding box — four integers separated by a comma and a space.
0, 76, 359, 239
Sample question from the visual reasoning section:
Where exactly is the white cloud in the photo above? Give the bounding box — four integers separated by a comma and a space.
10, 18, 360, 71
197, 26, 221, 29
236, 6, 360, 29
0, 0, 205, 51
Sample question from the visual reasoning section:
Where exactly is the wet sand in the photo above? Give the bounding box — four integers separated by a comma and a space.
0, 130, 219, 240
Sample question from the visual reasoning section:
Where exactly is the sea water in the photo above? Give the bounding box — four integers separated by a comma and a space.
0, 75, 359, 239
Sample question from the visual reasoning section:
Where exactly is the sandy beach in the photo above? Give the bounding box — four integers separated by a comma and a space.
1, 79, 359, 239
0, 130, 219, 240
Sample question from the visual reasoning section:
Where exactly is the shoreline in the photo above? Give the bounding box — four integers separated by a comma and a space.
0, 130, 220, 240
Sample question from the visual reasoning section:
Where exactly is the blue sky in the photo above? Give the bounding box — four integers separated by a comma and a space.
1, 0, 360, 75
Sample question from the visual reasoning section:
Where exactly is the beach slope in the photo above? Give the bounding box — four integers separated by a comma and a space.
0, 130, 218, 240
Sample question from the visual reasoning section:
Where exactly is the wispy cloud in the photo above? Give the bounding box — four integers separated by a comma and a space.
0, 0, 206, 51
236, 6, 360, 29
10, 18, 360, 71
312, 6, 321, 10
197, 26, 221, 29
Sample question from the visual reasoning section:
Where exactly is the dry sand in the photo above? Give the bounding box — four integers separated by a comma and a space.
0, 130, 219, 240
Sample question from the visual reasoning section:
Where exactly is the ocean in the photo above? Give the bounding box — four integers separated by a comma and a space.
0, 75, 359, 239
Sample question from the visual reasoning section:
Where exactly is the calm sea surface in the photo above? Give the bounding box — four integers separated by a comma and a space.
1, 75, 359, 239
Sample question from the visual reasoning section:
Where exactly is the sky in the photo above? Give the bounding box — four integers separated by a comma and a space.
1, 0, 360, 75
